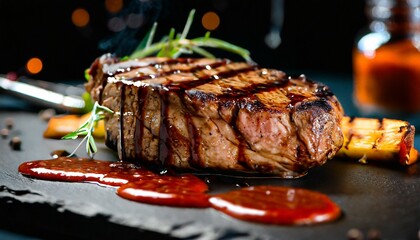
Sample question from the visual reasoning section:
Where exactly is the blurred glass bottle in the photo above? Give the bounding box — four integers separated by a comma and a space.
353, 0, 420, 124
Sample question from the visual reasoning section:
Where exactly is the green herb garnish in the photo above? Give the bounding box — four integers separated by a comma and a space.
62, 102, 113, 157
129, 9, 253, 63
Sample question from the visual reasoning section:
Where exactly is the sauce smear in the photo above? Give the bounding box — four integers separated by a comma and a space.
117, 175, 210, 208
18, 157, 157, 186
209, 185, 341, 225
18, 157, 341, 224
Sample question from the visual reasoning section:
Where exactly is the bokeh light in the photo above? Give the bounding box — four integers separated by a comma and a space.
26, 57, 43, 75
105, 0, 123, 14
202, 11, 220, 31
72, 8, 90, 28
127, 13, 144, 29
108, 17, 126, 32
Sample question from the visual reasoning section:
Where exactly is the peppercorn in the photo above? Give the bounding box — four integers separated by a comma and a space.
347, 228, 364, 240
5, 117, 14, 129
367, 229, 381, 240
1, 128, 9, 139
39, 108, 56, 122
9, 136, 21, 150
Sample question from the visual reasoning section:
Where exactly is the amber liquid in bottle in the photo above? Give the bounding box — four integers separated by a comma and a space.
353, 0, 420, 119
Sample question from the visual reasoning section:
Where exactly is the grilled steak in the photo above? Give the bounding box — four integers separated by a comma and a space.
85, 53, 344, 178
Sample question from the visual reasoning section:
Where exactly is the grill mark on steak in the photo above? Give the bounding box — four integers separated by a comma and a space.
92, 56, 200, 104
120, 83, 126, 161
228, 102, 248, 168
135, 87, 147, 160
185, 66, 258, 91
183, 72, 290, 113
186, 112, 199, 168
295, 99, 333, 112
158, 89, 170, 166
130, 60, 228, 82
218, 75, 288, 100
372, 118, 384, 150
103, 57, 228, 81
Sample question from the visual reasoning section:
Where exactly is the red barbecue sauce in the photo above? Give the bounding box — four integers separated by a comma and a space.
209, 185, 341, 225
18, 157, 341, 225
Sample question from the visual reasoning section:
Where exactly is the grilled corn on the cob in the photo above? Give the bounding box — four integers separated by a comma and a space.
337, 116, 418, 165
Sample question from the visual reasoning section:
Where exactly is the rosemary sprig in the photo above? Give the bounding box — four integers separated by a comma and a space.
62, 102, 113, 158
129, 9, 253, 63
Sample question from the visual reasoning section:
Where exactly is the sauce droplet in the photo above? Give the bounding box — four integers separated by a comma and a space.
18, 157, 155, 185
209, 185, 341, 225
117, 174, 210, 208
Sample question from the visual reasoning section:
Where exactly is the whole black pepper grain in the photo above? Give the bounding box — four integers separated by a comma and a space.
347, 228, 364, 240
1, 128, 9, 139
5, 117, 14, 129
367, 229, 381, 240
9, 136, 21, 150
39, 108, 56, 122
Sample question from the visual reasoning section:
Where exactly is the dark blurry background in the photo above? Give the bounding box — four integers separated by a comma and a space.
0, 0, 367, 82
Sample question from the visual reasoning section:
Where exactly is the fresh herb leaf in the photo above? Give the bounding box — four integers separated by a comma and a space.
129, 9, 253, 63
131, 22, 158, 54
84, 68, 90, 81
179, 9, 195, 40
62, 101, 113, 158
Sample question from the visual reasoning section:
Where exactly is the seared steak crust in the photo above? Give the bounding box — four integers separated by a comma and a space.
85, 53, 344, 178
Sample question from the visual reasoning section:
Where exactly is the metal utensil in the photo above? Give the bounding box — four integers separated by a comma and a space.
0, 75, 87, 113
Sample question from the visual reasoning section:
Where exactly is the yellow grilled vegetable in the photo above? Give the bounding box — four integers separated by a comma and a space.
337, 116, 418, 165
43, 112, 105, 139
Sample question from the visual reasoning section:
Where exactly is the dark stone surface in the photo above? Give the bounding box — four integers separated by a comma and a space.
1, 78, 420, 239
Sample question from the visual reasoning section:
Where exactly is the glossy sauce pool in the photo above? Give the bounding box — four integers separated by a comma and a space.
18, 157, 341, 225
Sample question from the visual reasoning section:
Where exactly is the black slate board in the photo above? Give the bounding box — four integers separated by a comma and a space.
1, 111, 420, 240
